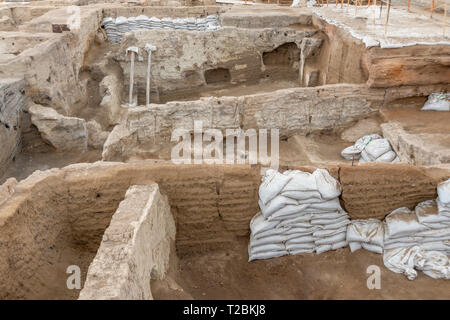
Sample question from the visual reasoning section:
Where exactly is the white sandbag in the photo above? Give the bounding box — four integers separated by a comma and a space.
250, 212, 279, 235
349, 242, 362, 252
420, 240, 450, 252
291, 0, 300, 7
354, 134, 383, 151
313, 169, 342, 200
249, 250, 288, 262
259, 169, 292, 205
308, 198, 342, 211
275, 213, 312, 225
437, 198, 450, 216
249, 234, 286, 248
285, 226, 318, 236
289, 248, 315, 255
320, 219, 350, 230
315, 232, 347, 245
286, 242, 315, 251
312, 211, 346, 219
286, 235, 316, 244
375, 150, 397, 162
360, 149, 372, 162
315, 244, 332, 254
281, 190, 322, 201
341, 145, 361, 160
421, 92, 450, 111
313, 226, 348, 238
384, 242, 421, 250
254, 227, 288, 240
250, 243, 285, 255
415, 200, 448, 224
283, 170, 318, 192
413, 227, 450, 238
437, 178, 450, 204
289, 222, 313, 228
311, 215, 348, 226
361, 243, 383, 254
384, 207, 430, 239
267, 203, 309, 221
365, 139, 392, 160
259, 195, 298, 218
383, 246, 421, 280
346, 218, 384, 248
332, 240, 348, 250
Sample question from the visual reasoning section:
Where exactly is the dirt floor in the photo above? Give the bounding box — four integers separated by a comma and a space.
153, 238, 450, 300
0, 150, 102, 184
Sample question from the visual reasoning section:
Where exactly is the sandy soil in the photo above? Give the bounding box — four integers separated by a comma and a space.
0, 150, 102, 184
154, 238, 450, 300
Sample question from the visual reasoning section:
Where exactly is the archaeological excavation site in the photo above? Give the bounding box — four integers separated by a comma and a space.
0, 0, 449, 302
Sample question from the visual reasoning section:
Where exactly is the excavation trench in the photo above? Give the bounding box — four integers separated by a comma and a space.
0, 162, 448, 300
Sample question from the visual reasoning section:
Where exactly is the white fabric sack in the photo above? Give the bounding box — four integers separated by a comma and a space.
315, 244, 332, 254
249, 234, 286, 248
281, 190, 322, 201
283, 170, 318, 192
313, 226, 348, 238
312, 211, 346, 219
308, 198, 342, 211
415, 200, 448, 223
361, 243, 383, 254
276, 213, 312, 225
420, 240, 450, 252
332, 240, 348, 250
341, 145, 361, 160
383, 246, 421, 280
259, 196, 298, 218
315, 232, 347, 245
384, 207, 430, 239
286, 235, 316, 244
289, 248, 314, 255
285, 226, 318, 236
250, 243, 285, 255
250, 212, 279, 235
313, 169, 342, 200
249, 250, 288, 262
421, 92, 450, 111
437, 198, 450, 216
375, 150, 397, 162
259, 169, 292, 205
365, 139, 392, 160
349, 242, 362, 252
311, 215, 348, 226
320, 219, 350, 230
254, 227, 288, 240
437, 178, 450, 204
346, 218, 384, 248
267, 204, 309, 221
360, 149, 372, 162
286, 242, 315, 251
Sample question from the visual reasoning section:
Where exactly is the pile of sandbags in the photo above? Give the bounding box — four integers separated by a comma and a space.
346, 219, 384, 254
101, 15, 221, 43
249, 169, 350, 261
421, 92, 450, 111
383, 201, 450, 254
341, 134, 400, 163
382, 178, 450, 279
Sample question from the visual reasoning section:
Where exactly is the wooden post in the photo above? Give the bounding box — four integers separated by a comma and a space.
408, 0, 410, 11
355, 0, 359, 16
327, 0, 329, 7
341, 0, 343, 8
384, 0, 391, 35
431, 0, 434, 18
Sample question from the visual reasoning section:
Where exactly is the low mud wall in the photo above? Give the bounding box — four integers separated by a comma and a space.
79, 183, 175, 300
0, 161, 448, 299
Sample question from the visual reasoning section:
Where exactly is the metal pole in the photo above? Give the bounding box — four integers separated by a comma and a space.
144, 44, 157, 105
126, 47, 139, 106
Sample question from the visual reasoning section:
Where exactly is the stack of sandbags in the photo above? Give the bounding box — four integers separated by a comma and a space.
346, 219, 384, 254
421, 92, 450, 111
383, 203, 450, 254
101, 15, 222, 43
341, 134, 399, 163
383, 246, 449, 280
248, 169, 350, 261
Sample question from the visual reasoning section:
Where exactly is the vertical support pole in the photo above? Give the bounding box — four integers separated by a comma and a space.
431, 0, 434, 18
408, 0, 410, 11
384, 0, 391, 35
379, 0, 383, 19
341, 0, 343, 8
126, 47, 139, 106
144, 44, 157, 105
355, 0, 359, 16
